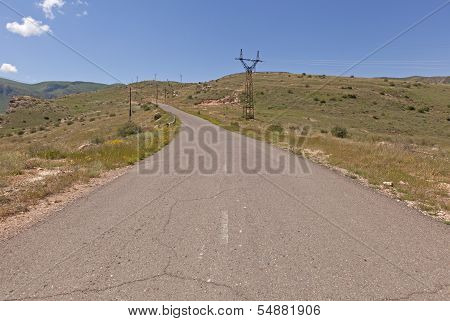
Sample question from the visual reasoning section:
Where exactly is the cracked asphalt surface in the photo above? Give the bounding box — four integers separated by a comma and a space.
0, 103, 449, 300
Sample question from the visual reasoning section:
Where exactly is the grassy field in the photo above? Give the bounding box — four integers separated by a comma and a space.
0, 84, 178, 218
163, 72, 449, 220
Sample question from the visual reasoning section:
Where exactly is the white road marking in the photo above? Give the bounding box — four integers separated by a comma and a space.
220, 210, 229, 245
198, 244, 205, 260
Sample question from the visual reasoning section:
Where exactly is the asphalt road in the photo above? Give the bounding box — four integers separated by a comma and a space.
0, 104, 448, 300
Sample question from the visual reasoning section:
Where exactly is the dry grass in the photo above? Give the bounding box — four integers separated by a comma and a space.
0, 86, 179, 218
165, 72, 450, 219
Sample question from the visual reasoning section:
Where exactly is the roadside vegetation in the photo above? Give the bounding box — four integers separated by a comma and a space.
165, 72, 449, 221
0, 86, 178, 218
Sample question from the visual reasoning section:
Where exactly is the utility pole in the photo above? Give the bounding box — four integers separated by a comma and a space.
180, 74, 183, 83
235, 49, 262, 119
154, 74, 159, 104
165, 79, 169, 103
129, 86, 132, 121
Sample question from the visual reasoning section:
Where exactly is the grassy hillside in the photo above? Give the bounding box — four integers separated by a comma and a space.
396, 76, 450, 85
0, 78, 108, 113
0, 84, 179, 218
163, 72, 450, 220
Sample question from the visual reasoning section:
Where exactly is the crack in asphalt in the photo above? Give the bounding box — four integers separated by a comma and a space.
162, 187, 239, 234
5, 174, 194, 301
385, 283, 450, 301
9, 187, 249, 301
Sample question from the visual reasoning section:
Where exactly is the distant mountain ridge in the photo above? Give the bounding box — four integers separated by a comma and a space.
0, 78, 108, 113
391, 76, 450, 84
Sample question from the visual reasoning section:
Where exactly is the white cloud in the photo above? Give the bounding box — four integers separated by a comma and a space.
73, 0, 88, 6
39, 0, 65, 19
0, 63, 18, 73
76, 10, 88, 17
6, 17, 51, 37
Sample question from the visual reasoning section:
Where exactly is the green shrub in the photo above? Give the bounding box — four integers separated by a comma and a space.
418, 107, 430, 113
331, 126, 348, 138
91, 137, 105, 145
141, 104, 152, 111
117, 121, 142, 137
406, 106, 415, 111
267, 123, 284, 133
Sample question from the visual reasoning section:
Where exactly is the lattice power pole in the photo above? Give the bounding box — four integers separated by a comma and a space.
235, 49, 262, 119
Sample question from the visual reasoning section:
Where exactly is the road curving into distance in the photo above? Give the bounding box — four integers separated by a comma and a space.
0, 103, 448, 300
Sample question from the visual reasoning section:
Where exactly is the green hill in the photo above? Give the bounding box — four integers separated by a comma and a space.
0, 83, 178, 218
163, 72, 450, 217
0, 78, 108, 113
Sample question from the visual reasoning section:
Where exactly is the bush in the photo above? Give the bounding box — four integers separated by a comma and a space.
267, 123, 284, 133
331, 126, 348, 138
288, 89, 293, 94
67, 120, 74, 125
418, 107, 430, 113
91, 137, 105, 145
141, 104, 153, 111
117, 121, 142, 137
406, 106, 415, 111
154, 113, 162, 120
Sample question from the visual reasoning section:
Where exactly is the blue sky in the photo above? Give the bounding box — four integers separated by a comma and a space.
1, 0, 449, 84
